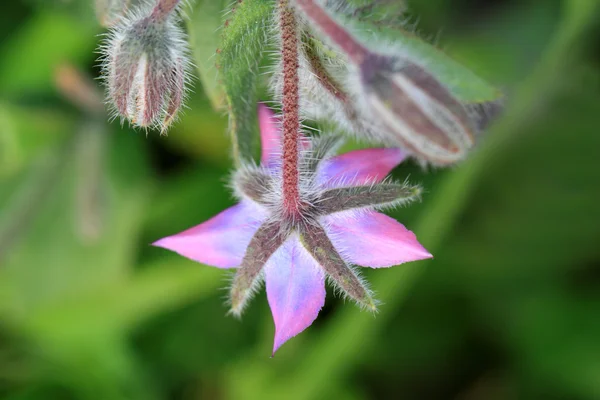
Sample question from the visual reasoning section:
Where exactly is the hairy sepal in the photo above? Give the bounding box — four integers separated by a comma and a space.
317, 181, 421, 214
300, 223, 376, 310
230, 221, 287, 316
359, 55, 476, 164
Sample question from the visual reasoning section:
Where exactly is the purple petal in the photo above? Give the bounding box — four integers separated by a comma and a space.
259, 103, 309, 167
258, 103, 282, 165
265, 236, 326, 354
318, 148, 406, 188
153, 202, 266, 268
323, 211, 432, 268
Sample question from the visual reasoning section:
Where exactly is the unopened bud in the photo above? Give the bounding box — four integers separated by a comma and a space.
103, 0, 189, 131
359, 55, 476, 165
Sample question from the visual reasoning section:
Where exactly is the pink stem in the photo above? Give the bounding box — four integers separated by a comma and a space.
294, 0, 370, 64
279, 1, 302, 217
151, 0, 181, 20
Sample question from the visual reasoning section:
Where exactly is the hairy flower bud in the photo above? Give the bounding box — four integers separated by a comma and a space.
289, 0, 486, 165
102, 0, 190, 131
358, 54, 476, 165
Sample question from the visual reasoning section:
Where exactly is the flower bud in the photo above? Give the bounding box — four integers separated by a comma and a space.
359, 54, 476, 165
103, 0, 189, 131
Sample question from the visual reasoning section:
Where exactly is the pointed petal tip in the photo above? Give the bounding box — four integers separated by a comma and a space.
271, 323, 308, 355
324, 211, 432, 268
150, 203, 263, 268
151, 235, 172, 249
272, 337, 283, 356
409, 243, 434, 262
269, 303, 324, 355
265, 239, 326, 356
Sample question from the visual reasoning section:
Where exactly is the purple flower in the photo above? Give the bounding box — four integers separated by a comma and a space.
154, 104, 432, 353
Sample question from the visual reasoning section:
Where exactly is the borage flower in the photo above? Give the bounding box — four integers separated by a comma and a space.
154, 104, 432, 353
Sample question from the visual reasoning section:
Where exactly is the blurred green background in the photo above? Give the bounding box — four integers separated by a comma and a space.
1, 0, 600, 399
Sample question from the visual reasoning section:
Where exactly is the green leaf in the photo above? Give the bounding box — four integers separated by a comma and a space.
447, 75, 600, 286
0, 128, 151, 398
21, 260, 222, 340
0, 130, 150, 316
0, 11, 99, 96
188, 0, 228, 110
217, 0, 274, 164
0, 103, 73, 178
438, 75, 600, 400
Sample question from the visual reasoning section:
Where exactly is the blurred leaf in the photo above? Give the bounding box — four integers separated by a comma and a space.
0, 132, 149, 309
0, 127, 227, 398
143, 165, 231, 240
444, 1, 561, 85
0, 104, 72, 178
0, 11, 99, 96
164, 96, 230, 166
0, 148, 65, 264
188, 0, 228, 110
440, 71, 600, 399
0, 129, 150, 398
22, 261, 222, 339
448, 73, 600, 285
217, 0, 273, 164
509, 292, 600, 399
330, 10, 502, 103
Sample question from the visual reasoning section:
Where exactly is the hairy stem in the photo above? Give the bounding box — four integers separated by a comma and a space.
279, 0, 302, 217
302, 34, 349, 103
293, 0, 369, 64
151, 0, 181, 20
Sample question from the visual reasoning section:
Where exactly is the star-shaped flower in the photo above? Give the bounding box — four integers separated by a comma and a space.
154, 104, 432, 353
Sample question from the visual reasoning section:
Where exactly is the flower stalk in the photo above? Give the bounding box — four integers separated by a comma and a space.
279, 0, 302, 217
151, 0, 182, 21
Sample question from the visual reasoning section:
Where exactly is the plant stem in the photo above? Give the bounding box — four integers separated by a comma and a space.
279, 0, 302, 217
293, 0, 369, 64
151, 0, 181, 20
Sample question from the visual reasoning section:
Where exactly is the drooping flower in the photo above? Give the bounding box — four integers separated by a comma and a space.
154, 104, 432, 353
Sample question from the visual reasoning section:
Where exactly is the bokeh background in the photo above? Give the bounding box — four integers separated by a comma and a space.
1, 0, 600, 399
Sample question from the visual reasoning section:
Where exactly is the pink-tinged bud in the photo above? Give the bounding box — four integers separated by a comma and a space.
102, 0, 189, 132
359, 54, 476, 165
